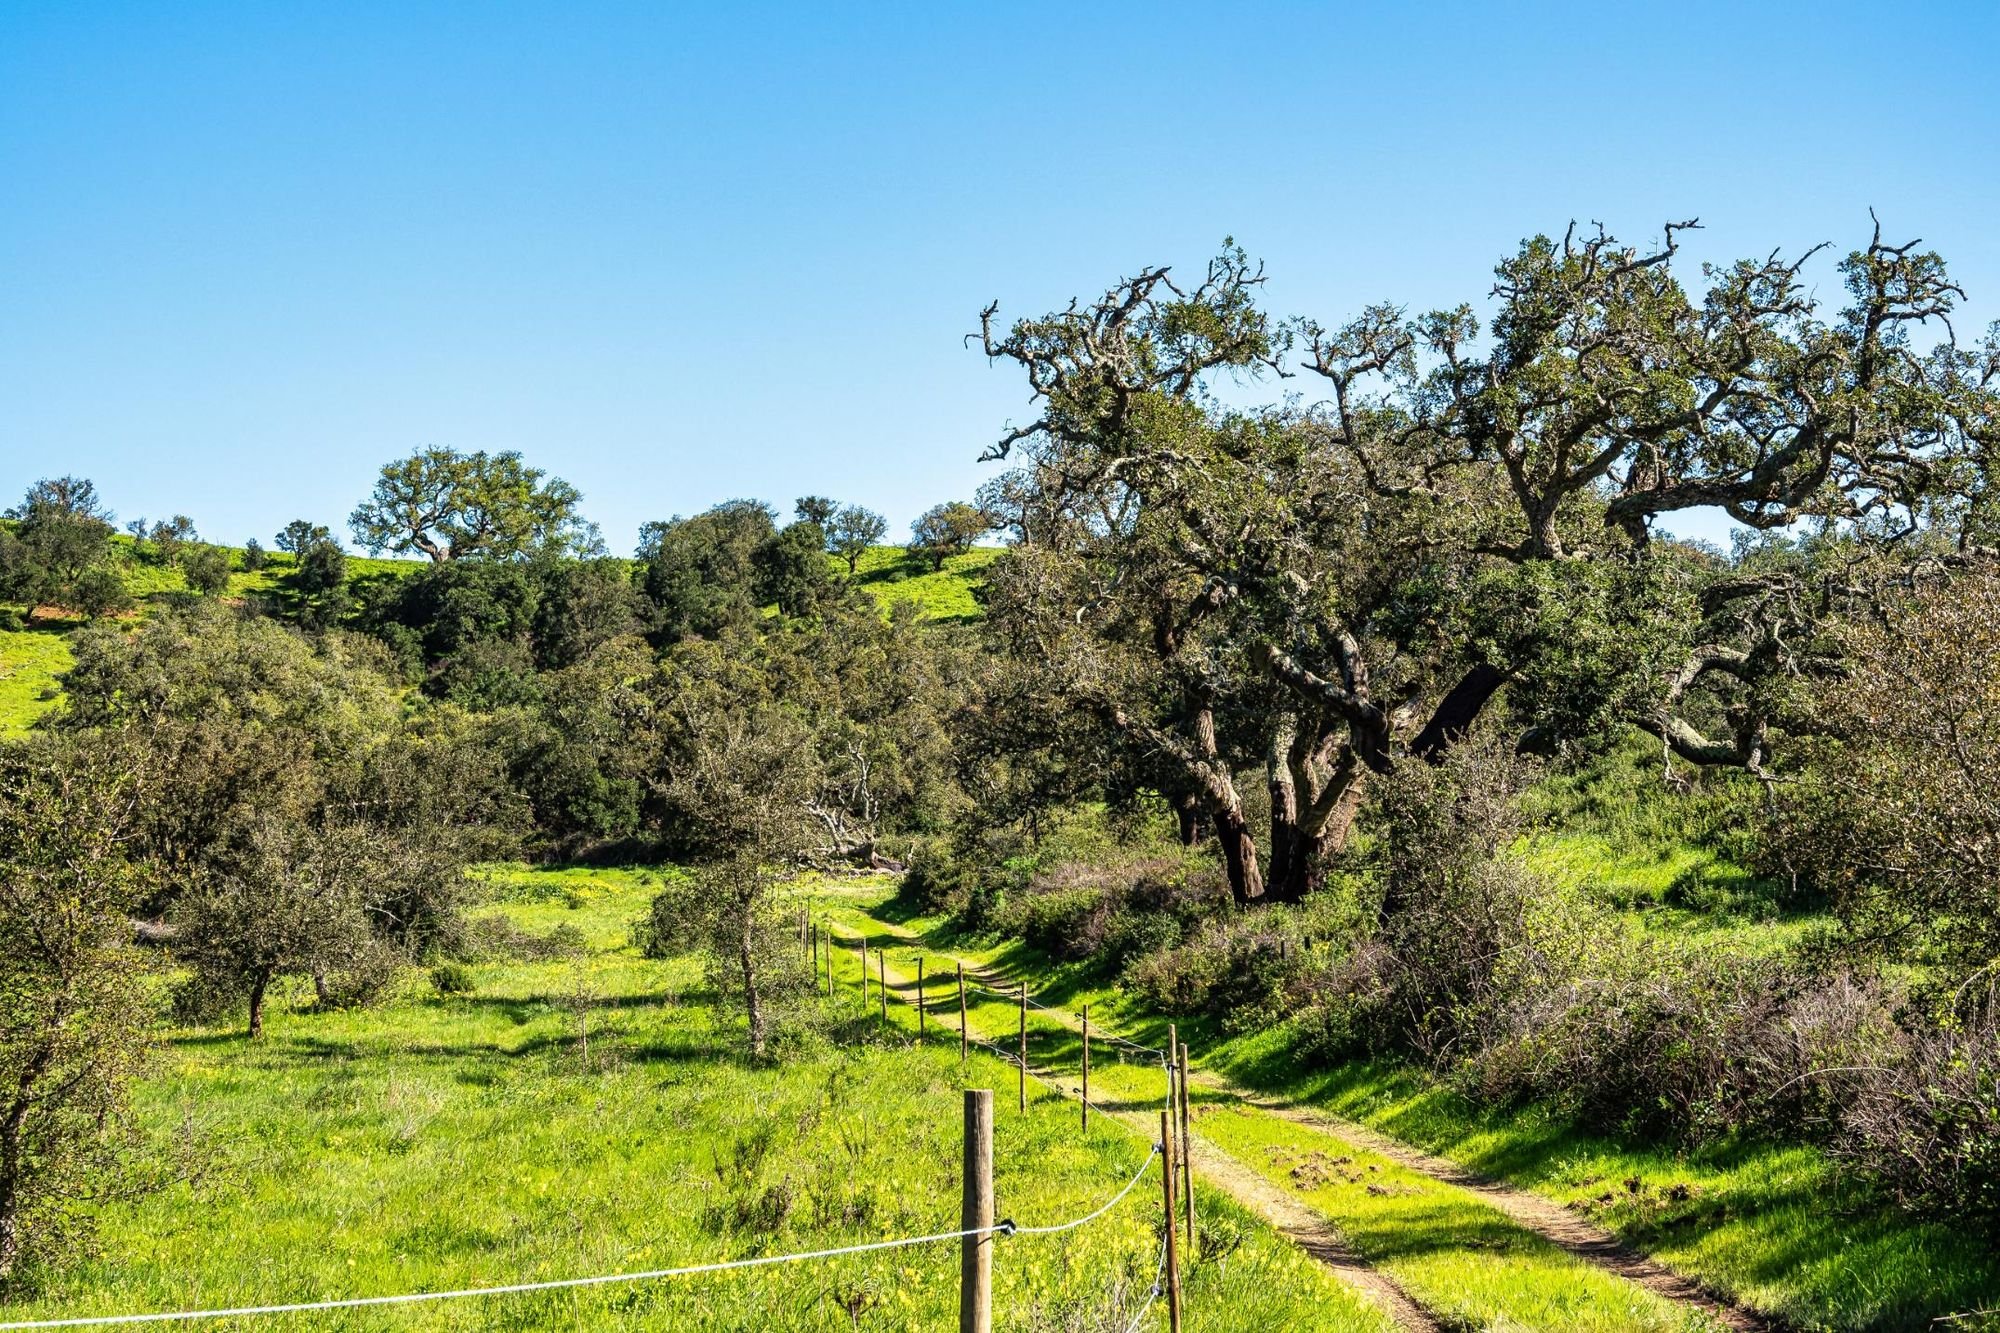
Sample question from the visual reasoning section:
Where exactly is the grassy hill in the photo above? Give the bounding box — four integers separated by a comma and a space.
0, 541, 1000, 736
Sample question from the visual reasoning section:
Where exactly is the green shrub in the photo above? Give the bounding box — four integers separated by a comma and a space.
429, 962, 476, 996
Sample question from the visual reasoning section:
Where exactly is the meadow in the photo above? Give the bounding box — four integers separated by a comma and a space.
0, 867, 1389, 1332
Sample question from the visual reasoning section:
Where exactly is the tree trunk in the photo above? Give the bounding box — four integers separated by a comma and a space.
247, 969, 271, 1039
1215, 808, 1264, 906
738, 910, 766, 1060
1174, 793, 1205, 847
0, 1101, 28, 1282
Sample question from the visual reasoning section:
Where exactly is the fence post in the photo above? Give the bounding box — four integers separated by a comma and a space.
1167, 1022, 1179, 1121
918, 957, 927, 1041
1160, 1111, 1183, 1333
858, 938, 869, 1009
810, 917, 818, 971
1080, 1005, 1090, 1132
958, 963, 968, 1064
878, 950, 888, 1026
1179, 1038, 1195, 1252
961, 1089, 994, 1333
1017, 982, 1028, 1112
824, 928, 833, 998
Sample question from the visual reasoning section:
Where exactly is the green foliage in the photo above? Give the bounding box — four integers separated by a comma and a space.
0, 733, 159, 1286
635, 499, 775, 643
428, 962, 476, 996
907, 500, 990, 571
350, 447, 598, 563
752, 519, 834, 617
827, 504, 887, 573
179, 545, 231, 597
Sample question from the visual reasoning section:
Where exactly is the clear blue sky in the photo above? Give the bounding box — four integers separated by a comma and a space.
4, 1, 1995, 553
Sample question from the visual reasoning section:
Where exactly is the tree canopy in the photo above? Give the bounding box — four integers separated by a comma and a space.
349, 447, 598, 563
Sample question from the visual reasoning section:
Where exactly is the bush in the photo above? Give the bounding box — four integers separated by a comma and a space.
1835, 984, 2000, 1219
314, 937, 403, 1009
429, 962, 476, 996
462, 914, 587, 962
897, 836, 1001, 919
71, 568, 131, 619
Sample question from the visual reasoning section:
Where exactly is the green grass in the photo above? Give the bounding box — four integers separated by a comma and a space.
845, 544, 1000, 622
819, 896, 1725, 1330
1, 866, 1392, 1332
815, 882, 2000, 1332
0, 626, 73, 734
1199, 1103, 1715, 1332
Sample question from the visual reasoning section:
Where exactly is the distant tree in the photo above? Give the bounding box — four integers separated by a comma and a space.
643, 649, 820, 1060
532, 559, 643, 671
70, 568, 133, 620
7, 477, 115, 592
754, 521, 833, 617
274, 521, 332, 564
350, 447, 597, 563
0, 733, 157, 1283
291, 542, 350, 629
148, 516, 196, 568
240, 539, 268, 572
635, 500, 777, 644
295, 542, 347, 595
182, 545, 232, 597
827, 505, 887, 574
908, 501, 990, 571
8, 477, 111, 528
794, 495, 839, 527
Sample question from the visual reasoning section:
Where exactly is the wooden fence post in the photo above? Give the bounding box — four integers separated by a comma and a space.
958, 963, 968, 1064
878, 949, 888, 1026
960, 1089, 994, 1333
918, 957, 927, 1040
810, 917, 818, 971
1167, 1022, 1180, 1121
1080, 1004, 1090, 1132
858, 938, 869, 1009
823, 928, 832, 998
1179, 1038, 1195, 1252
1017, 983, 1028, 1112
1160, 1111, 1182, 1333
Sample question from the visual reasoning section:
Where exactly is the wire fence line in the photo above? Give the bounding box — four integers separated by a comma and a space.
0, 1149, 1164, 1331
1121, 1241, 1170, 1333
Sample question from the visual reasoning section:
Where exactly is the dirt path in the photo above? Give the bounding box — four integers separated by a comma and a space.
837, 910, 1775, 1333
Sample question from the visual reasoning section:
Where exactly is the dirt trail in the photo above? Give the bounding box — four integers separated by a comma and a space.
839, 911, 1776, 1333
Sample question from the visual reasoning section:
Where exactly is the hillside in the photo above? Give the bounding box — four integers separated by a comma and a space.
0, 540, 998, 736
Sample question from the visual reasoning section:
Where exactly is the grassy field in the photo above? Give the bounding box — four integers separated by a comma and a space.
811, 881, 2000, 1332
0, 626, 71, 734
846, 544, 1000, 622
0, 866, 1393, 1332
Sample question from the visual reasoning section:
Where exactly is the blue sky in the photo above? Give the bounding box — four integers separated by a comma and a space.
3, 1, 1995, 553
